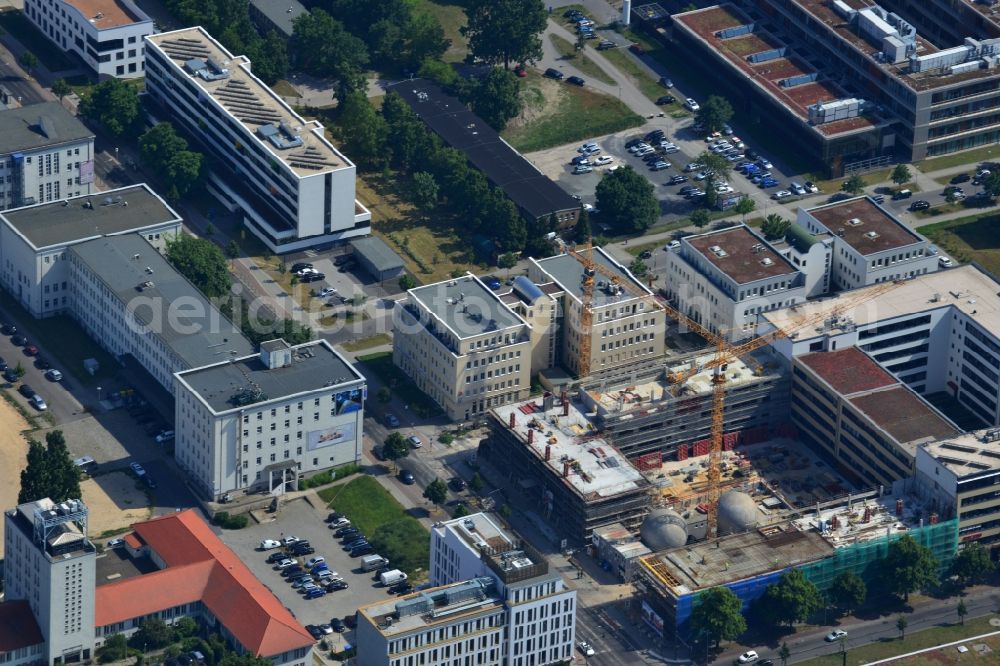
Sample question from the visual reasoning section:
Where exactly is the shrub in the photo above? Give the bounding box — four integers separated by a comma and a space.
438, 432, 455, 445
211, 511, 248, 530
299, 464, 361, 489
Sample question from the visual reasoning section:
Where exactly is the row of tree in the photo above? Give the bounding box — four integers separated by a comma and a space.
690, 535, 994, 649
139, 122, 205, 200
18, 431, 80, 505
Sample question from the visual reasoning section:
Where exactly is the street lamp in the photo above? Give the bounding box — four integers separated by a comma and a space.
96, 386, 102, 402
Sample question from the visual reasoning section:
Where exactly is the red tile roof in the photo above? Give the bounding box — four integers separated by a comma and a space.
95, 511, 312, 657
123, 532, 142, 549
0, 601, 44, 653
798, 348, 897, 395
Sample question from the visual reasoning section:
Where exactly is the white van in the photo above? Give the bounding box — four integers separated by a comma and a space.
379, 569, 408, 587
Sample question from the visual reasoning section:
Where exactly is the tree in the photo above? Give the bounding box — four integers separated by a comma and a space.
398, 274, 417, 290
759, 569, 824, 627
891, 164, 912, 188
574, 208, 592, 242
226, 240, 240, 262
761, 213, 791, 240
950, 543, 994, 588
290, 10, 369, 101
688, 587, 746, 649
629, 257, 648, 278
376, 386, 392, 403
243, 30, 288, 85
483, 193, 527, 253
411, 171, 440, 210
697, 151, 731, 182
703, 175, 719, 210
690, 208, 711, 228
778, 643, 791, 666
98, 634, 128, 663
79, 79, 140, 137
19, 51, 38, 74
896, 614, 908, 639
337, 91, 389, 170
958, 599, 968, 625
843, 173, 866, 195
453, 503, 470, 518
139, 122, 204, 196
463, 0, 547, 69
382, 432, 411, 465
13, 361, 25, 379
19, 432, 80, 505
498, 252, 518, 277
173, 617, 198, 639
469, 472, 485, 492
983, 171, 1000, 199
464, 67, 523, 132
884, 535, 938, 601
163, 149, 204, 196
575, 32, 587, 52
695, 95, 734, 133
828, 572, 867, 615
18, 440, 49, 505
595, 166, 658, 233
423, 478, 448, 505
734, 197, 755, 223
165, 233, 232, 298
132, 618, 172, 649
51, 79, 71, 100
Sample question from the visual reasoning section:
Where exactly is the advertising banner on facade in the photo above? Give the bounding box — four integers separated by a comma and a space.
641, 600, 665, 637
306, 422, 356, 450
334, 388, 363, 415
79, 160, 94, 185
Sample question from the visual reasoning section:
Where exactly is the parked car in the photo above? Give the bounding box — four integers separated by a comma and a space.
275, 559, 294, 569
592, 155, 613, 166
300, 272, 325, 283
683, 98, 700, 111
596, 41, 616, 50
11, 335, 27, 346
738, 651, 759, 663
571, 155, 590, 166
24, 345, 38, 356
281, 535, 301, 546
259, 539, 281, 550
399, 469, 416, 484
305, 625, 324, 640
449, 477, 467, 491
909, 200, 931, 211
1, 324, 16, 335
330, 618, 346, 633
336, 525, 359, 538
108, 538, 125, 548
951, 173, 971, 184
573, 164, 593, 174
629, 43, 644, 54
350, 544, 375, 557
772, 190, 793, 200
939, 256, 954, 267
825, 630, 848, 642
266, 552, 287, 564
543, 68, 564, 80
290, 262, 313, 273
45, 368, 62, 381
566, 75, 585, 86
668, 175, 688, 185
578, 642, 596, 657
304, 588, 326, 599
384, 413, 400, 427
326, 579, 349, 591
155, 430, 175, 444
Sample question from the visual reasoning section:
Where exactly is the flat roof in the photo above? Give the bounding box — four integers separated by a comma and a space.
673, 5, 878, 137
532, 246, 653, 306
797, 348, 898, 395
147, 28, 352, 178
359, 579, 504, 638
68, 234, 255, 369
646, 525, 833, 594
63, 0, 151, 29
249, 0, 308, 36
434, 512, 514, 553
806, 196, 924, 255
921, 430, 1000, 476
492, 396, 648, 501
791, 492, 939, 547
1, 185, 181, 249
764, 264, 1000, 336
850, 386, 961, 445
176, 339, 363, 413
408, 274, 527, 340
684, 225, 798, 284
351, 236, 404, 273
0, 102, 93, 154
393, 80, 578, 219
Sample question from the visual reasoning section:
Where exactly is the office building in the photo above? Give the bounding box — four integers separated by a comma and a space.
24, 0, 152, 78
0, 184, 182, 318
173, 338, 366, 501
68, 233, 254, 392
663, 224, 807, 341
0, 102, 95, 211
792, 347, 961, 487
915, 429, 1000, 550
393, 274, 534, 421
144, 27, 370, 253
670, 0, 1000, 172
482, 395, 651, 541
528, 247, 666, 376
394, 80, 580, 230
248, 0, 307, 39
0, 500, 314, 666
591, 524, 651, 582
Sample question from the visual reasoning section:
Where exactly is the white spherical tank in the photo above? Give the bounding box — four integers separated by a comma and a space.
640, 508, 688, 551
717, 491, 759, 535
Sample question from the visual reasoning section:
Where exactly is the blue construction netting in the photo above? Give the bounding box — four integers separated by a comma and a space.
780, 73, 819, 88
715, 23, 754, 40
747, 48, 787, 64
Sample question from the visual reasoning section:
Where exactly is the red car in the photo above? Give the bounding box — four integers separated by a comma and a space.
514, 65, 527, 78
24, 345, 38, 356
629, 43, 645, 55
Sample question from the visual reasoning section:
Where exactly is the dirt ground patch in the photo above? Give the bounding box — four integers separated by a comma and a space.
0, 398, 31, 557
81, 471, 151, 537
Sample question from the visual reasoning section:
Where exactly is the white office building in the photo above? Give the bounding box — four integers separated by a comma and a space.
3, 498, 96, 665
663, 224, 807, 341
173, 339, 366, 501
0, 184, 182, 318
144, 27, 371, 253
68, 233, 254, 392
0, 102, 95, 211
24, 0, 152, 78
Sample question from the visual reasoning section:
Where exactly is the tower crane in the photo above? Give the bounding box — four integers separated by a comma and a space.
563, 241, 904, 539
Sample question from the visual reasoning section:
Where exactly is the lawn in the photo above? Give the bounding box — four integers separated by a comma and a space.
319, 475, 430, 576
600, 47, 665, 103
920, 210, 1000, 275
918, 144, 1000, 172
549, 34, 616, 86
413, 0, 468, 64
341, 333, 392, 352
503, 73, 643, 152
0, 9, 75, 72
271, 80, 301, 98
356, 351, 442, 418
0, 290, 117, 386
797, 615, 999, 666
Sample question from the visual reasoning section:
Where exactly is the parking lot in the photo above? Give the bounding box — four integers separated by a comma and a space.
216, 497, 395, 644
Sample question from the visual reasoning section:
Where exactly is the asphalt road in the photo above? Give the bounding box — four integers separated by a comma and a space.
0, 55, 46, 105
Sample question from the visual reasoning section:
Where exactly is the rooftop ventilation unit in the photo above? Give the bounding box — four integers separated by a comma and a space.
708, 245, 729, 258
257, 123, 303, 150
760, 257, 774, 266
864, 231, 880, 240
847, 218, 863, 226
